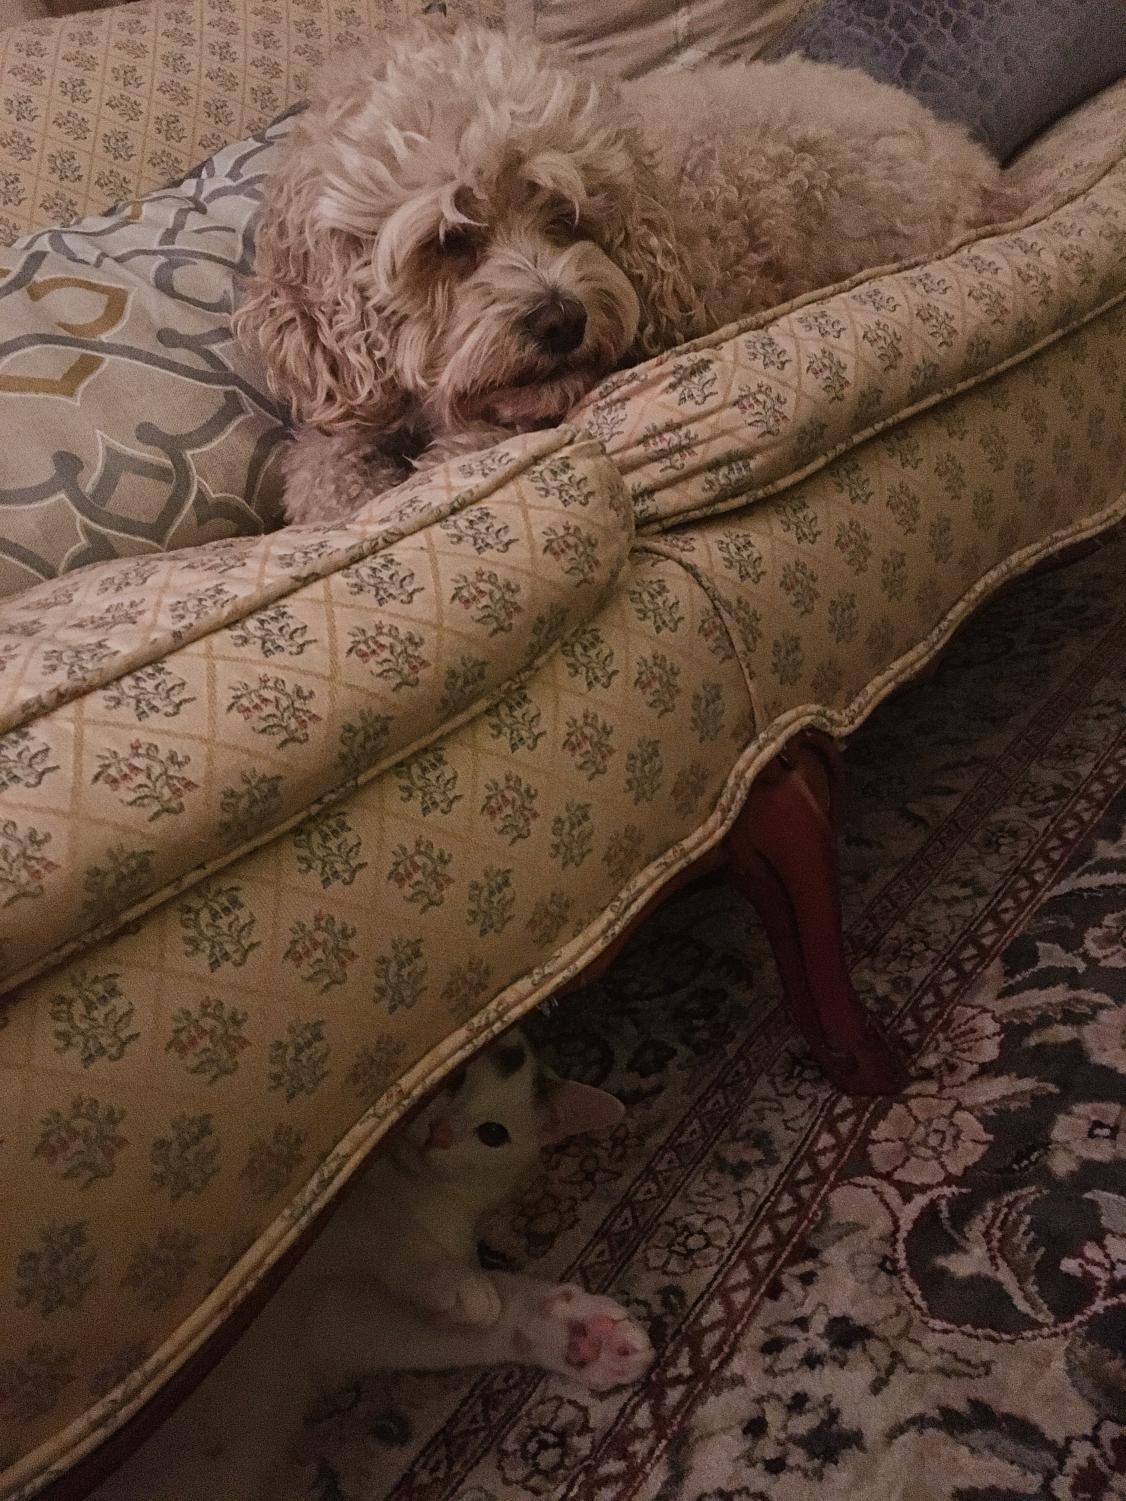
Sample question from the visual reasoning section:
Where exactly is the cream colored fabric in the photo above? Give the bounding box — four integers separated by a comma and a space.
0, 0, 503, 245
504, 0, 807, 78
0, 1, 46, 26
640, 301, 1126, 734
0, 430, 633, 996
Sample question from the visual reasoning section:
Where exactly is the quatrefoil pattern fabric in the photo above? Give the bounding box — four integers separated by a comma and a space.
0, 121, 293, 596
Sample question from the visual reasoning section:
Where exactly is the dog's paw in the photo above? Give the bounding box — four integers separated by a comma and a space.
515, 1284, 653, 1390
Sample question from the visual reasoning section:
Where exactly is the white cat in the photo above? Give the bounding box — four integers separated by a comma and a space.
95, 1032, 653, 1499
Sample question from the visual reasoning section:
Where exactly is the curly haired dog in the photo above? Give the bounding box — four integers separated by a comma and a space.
236, 25, 1010, 525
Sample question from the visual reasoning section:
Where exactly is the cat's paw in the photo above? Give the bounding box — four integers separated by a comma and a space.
427, 1270, 502, 1328
520, 1284, 653, 1391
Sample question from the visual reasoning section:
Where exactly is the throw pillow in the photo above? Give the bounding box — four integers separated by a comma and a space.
763, 0, 1126, 162
0, 119, 293, 600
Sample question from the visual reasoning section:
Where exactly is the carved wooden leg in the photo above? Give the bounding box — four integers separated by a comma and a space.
726, 734, 908, 1095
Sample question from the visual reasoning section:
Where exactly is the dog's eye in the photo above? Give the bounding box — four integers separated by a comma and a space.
546, 206, 580, 240
433, 227, 480, 264
476, 1121, 510, 1148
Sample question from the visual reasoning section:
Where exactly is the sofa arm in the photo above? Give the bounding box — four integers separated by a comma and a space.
574, 77, 1126, 536
0, 428, 631, 995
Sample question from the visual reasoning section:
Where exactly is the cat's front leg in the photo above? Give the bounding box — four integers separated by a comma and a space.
411, 1264, 502, 1328
299, 1272, 652, 1392
371, 1227, 502, 1328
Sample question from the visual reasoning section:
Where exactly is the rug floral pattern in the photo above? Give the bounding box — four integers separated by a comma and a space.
95, 527, 1126, 1499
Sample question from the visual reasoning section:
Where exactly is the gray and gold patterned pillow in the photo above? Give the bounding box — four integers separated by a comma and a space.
765, 0, 1126, 163
0, 119, 294, 602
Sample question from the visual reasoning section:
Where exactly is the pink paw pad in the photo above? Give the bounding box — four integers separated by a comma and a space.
548, 1295, 654, 1390
565, 1319, 599, 1367
565, 1312, 636, 1367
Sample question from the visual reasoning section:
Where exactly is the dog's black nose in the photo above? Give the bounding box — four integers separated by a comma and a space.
524, 297, 587, 356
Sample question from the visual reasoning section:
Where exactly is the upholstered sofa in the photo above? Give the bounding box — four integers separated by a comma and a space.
0, 0, 1123, 1496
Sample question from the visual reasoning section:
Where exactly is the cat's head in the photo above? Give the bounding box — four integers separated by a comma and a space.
397, 1030, 623, 1198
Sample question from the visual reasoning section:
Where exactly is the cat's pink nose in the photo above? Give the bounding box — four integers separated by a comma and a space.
426, 1120, 454, 1150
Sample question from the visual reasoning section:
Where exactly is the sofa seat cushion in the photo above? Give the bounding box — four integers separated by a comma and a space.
0, 428, 632, 997
573, 78, 1126, 536
0, 529, 752, 1494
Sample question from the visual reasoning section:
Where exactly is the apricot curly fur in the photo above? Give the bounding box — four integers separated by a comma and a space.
235, 24, 1008, 525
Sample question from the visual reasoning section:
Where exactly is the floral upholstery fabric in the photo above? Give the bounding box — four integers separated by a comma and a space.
0, 24, 1124, 1501
0, 0, 504, 247
639, 303, 1126, 736
0, 429, 632, 995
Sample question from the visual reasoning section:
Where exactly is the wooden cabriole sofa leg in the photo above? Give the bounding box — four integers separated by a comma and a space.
726, 733, 909, 1095
557, 730, 908, 1095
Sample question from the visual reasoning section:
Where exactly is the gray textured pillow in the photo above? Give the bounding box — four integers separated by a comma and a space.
764, 0, 1126, 163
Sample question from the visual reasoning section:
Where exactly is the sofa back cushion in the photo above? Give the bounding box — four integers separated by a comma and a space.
0, 0, 505, 247
505, 0, 810, 77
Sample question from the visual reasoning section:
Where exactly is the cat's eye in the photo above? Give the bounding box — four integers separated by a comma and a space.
476, 1121, 510, 1148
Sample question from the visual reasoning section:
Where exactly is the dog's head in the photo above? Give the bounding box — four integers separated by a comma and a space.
236, 26, 701, 441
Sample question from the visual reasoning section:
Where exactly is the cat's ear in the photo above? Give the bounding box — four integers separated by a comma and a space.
537, 1080, 624, 1145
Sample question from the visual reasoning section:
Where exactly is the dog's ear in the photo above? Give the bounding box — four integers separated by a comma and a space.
606, 150, 710, 359
234, 161, 405, 438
